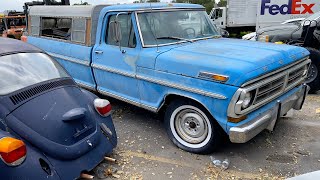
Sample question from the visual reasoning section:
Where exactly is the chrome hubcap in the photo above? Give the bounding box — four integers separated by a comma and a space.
306, 63, 318, 83
175, 109, 208, 144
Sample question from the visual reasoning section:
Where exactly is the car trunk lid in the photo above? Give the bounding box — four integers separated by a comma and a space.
5, 86, 100, 160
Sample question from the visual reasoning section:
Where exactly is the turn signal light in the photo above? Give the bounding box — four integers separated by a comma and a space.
0, 137, 26, 166
94, 99, 112, 117
212, 74, 229, 82
228, 115, 247, 123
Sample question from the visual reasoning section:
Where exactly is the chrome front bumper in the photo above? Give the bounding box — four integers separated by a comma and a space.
229, 84, 309, 143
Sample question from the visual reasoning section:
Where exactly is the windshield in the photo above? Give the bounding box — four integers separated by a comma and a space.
0, 53, 69, 95
137, 10, 219, 46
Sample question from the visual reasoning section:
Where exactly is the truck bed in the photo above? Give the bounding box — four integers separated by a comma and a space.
27, 36, 96, 90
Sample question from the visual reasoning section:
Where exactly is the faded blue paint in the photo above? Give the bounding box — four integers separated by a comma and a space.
27, 37, 96, 89
26, 3, 310, 136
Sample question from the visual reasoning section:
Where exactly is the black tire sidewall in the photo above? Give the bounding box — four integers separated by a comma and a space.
164, 100, 221, 154
305, 47, 320, 93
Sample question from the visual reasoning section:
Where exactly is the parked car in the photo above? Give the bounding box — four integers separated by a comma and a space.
0, 38, 117, 180
25, 3, 310, 154
242, 18, 305, 41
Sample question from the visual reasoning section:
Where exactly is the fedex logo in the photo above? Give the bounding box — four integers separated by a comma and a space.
261, 0, 315, 15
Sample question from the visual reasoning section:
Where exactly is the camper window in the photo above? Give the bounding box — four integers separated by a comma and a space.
41, 17, 72, 40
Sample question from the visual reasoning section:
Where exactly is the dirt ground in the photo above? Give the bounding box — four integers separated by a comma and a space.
91, 93, 320, 180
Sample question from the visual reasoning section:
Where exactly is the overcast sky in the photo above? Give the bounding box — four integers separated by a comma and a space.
0, 0, 176, 12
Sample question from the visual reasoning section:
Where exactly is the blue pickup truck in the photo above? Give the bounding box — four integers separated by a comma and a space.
25, 3, 311, 154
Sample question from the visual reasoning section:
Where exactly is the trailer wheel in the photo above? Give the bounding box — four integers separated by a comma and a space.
164, 99, 222, 154
305, 48, 320, 93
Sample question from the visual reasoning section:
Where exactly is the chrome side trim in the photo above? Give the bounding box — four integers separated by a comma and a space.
137, 75, 227, 100
47, 52, 90, 66
75, 80, 96, 91
97, 88, 158, 112
241, 57, 309, 87
91, 64, 135, 78
90, 63, 226, 100
198, 71, 229, 82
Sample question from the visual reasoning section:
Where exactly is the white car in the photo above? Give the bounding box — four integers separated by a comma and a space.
242, 18, 305, 41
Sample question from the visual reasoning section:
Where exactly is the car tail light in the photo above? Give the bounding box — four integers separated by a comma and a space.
0, 137, 26, 166
94, 99, 112, 117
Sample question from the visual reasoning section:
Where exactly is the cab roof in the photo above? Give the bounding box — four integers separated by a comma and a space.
29, 3, 204, 18
0, 38, 42, 56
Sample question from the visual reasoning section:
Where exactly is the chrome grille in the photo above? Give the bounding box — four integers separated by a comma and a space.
254, 76, 286, 104
287, 66, 305, 87
251, 62, 309, 106
230, 58, 311, 116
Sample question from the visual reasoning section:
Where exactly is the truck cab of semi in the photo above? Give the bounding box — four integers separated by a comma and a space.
25, 3, 311, 154
209, 7, 227, 29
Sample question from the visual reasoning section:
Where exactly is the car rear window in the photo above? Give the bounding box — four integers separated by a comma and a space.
0, 53, 69, 95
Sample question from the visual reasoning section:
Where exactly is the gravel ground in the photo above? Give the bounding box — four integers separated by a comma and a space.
90, 93, 320, 180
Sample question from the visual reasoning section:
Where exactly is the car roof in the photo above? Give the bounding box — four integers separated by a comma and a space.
0, 37, 43, 56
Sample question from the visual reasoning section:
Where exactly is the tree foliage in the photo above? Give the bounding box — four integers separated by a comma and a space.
217, 0, 227, 7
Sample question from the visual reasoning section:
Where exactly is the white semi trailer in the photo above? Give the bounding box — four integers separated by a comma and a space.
209, 0, 320, 34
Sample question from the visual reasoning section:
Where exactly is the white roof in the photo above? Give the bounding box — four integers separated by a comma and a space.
29, 5, 109, 18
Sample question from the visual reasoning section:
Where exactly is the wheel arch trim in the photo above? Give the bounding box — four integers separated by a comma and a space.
159, 93, 215, 119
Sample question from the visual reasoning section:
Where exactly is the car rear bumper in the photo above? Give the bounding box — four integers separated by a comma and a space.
229, 84, 309, 143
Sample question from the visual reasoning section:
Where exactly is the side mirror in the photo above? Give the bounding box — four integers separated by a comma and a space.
109, 21, 122, 44
220, 29, 229, 38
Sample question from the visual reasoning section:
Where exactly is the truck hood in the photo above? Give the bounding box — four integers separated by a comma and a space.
155, 38, 309, 87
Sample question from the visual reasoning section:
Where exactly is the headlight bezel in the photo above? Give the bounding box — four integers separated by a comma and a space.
234, 90, 254, 113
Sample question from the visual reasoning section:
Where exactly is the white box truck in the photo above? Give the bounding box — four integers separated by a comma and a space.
209, 0, 320, 34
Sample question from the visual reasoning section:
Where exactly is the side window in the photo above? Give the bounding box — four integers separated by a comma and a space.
41, 17, 72, 40
106, 14, 136, 48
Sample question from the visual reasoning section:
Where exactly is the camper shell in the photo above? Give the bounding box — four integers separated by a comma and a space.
28, 5, 109, 46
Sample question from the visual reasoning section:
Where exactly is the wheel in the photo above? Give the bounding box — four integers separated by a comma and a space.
164, 99, 222, 154
305, 48, 320, 93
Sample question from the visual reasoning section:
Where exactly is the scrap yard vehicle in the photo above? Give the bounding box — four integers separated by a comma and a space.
256, 11, 320, 93
209, 0, 320, 34
0, 11, 26, 39
25, 3, 310, 154
0, 38, 117, 180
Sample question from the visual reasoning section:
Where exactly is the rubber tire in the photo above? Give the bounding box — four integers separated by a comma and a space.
164, 99, 222, 154
305, 47, 320, 93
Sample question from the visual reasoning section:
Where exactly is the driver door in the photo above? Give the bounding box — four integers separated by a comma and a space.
92, 12, 140, 103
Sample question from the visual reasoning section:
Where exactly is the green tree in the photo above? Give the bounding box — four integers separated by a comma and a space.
147, 0, 160, 2
217, 0, 227, 7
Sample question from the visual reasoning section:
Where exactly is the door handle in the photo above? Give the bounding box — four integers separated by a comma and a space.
95, 50, 103, 54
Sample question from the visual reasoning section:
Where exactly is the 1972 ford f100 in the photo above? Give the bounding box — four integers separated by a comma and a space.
25, 3, 311, 154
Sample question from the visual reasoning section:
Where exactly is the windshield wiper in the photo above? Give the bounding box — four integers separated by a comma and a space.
156, 36, 193, 43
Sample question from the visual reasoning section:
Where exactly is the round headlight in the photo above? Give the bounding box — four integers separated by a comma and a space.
242, 92, 252, 109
